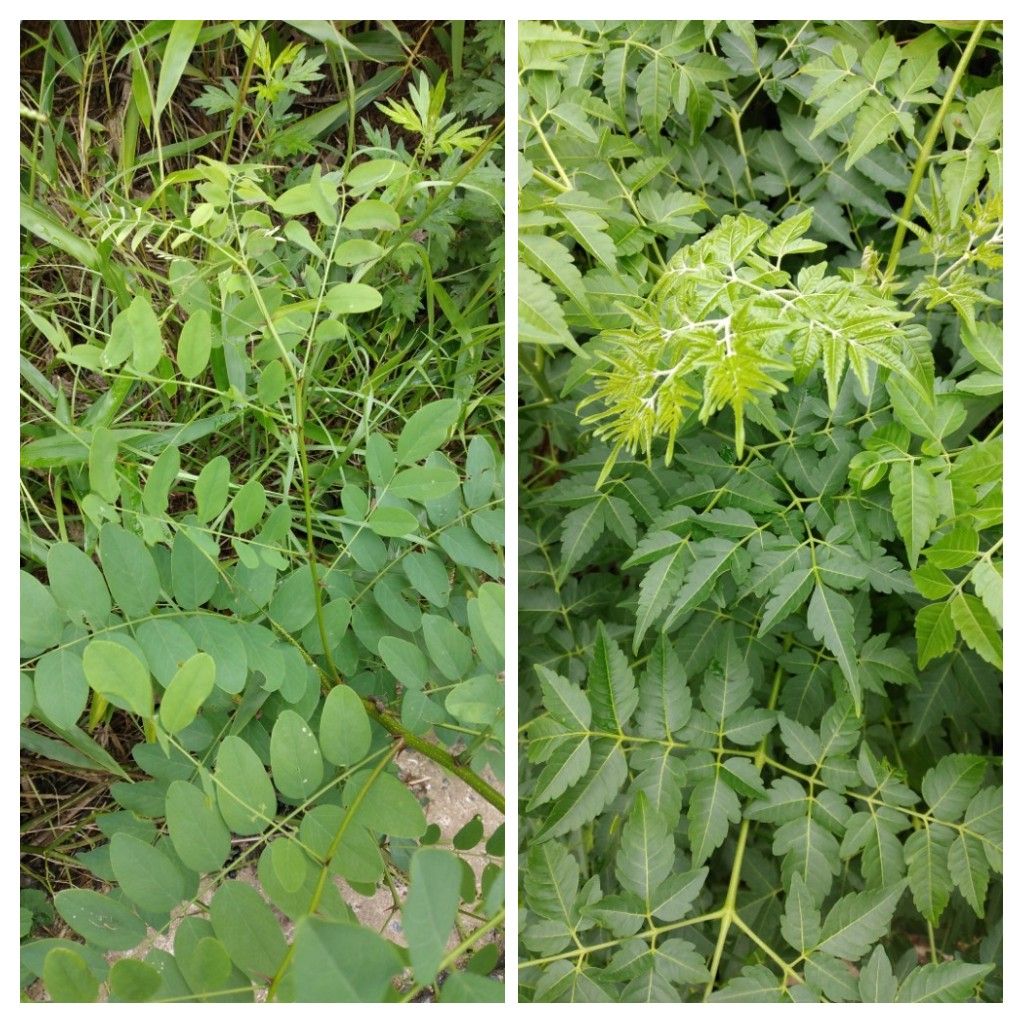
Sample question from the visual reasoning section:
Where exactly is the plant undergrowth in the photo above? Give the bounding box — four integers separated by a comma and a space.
518, 20, 1001, 1003
21, 20, 505, 1003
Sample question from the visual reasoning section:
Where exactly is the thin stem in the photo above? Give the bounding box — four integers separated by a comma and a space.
266, 742, 400, 1001
400, 908, 506, 1002
520, 909, 725, 969
527, 111, 572, 190
222, 22, 258, 161
702, 818, 751, 1000
362, 700, 505, 813
731, 912, 802, 985
884, 21, 988, 282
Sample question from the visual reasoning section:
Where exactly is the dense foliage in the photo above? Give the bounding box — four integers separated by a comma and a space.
21, 20, 504, 1002
519, 20, 1001, 1002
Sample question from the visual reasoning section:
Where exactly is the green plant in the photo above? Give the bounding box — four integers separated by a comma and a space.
21, 20, 505, 1003
519, 19, 1001, 1002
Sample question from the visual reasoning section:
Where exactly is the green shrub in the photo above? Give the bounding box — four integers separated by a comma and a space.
519, 19, 1001, 1003
21, 20, 504, 1003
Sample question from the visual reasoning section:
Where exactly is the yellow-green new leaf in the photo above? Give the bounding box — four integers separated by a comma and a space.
82, 640, 153, 718
160, 652, 215, 735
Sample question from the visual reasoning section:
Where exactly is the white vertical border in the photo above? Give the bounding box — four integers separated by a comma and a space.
1000, 7, 1017, 1011
502, 14, 519, 1007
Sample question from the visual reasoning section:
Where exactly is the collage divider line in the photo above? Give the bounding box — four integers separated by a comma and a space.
502, 16, 519, 1005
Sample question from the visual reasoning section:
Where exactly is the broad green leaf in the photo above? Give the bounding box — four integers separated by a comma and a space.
445, 675, 502, 726
537, 664, 591, 732
177, 308, 212, 379
195, 456, 231, 524
366, 505, 418, 537
921, 754, 986, 819
439, 972, 504, 1002
268, 565, 317, 633
915, 601, 956, 668
324, 282, 384, 315
806, 583, 860, 709
859, 945, 898, 1002
319, 685, 372, 766
588, 623, 638, 732
33, 649, 88, 730
925, 524, 979, 569
846, 94, 905, 167
165, 780, 231, 872
663, 538, 737, 630
53, 889, 147, 951
403, 848, 462, 984
636, 55, 672, 134
230, 478, 267, 532
396, 399, 461, 465
108, 958, 162, 1002
758, 567, 814, 638
422, 613, 474, 680
950, 592, 1002, 669
334, 238, 384, 266
82, 639, 153, 718
209, 880, 287, 979
345, 157, 404, 192
688, 774, 741, 867
118, 294, 164, 374
276, 919, 402, 1002
43, 947, 98, 1003
634, 543, 690, 651
558, 501, 604, 581
343, 199, 400, 231
378, 636, 428, 689
780, 874, 821, 953
109, 833, 188, 913
389, 465, 460, 501
88, 426, 119, 502
270, 708, 325, 800
143, 444, 180, 516
518, 264, 579, 351
535, 739, 627, 843
890, 461, 938, 567
615, 792, 673, 905
905, 826, 953, 924
171, 529, 218, 610
519, 233, 589, 309
636, 634, 691, 737
896, 961, 994, 1002
949, 831, 989, 916
345, 769, 427, 838
20, 570, 62, 655
99, 523, 160, 617
215, 736, 277, 835
160, 651, 215, 734
811, 78, 872, 137
47, 542, 111, 625
816, 882, 905, 959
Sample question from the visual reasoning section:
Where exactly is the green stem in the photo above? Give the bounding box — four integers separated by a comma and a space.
266, 742, 399, 1001
520, 909, 725, 969
528, 111, 572, 189
703, 645, 789, 999
702, 816, 754, 1000
294, 376, 339, 681
731, 913, 802, 984
362, 700, 505, 813
884, 20, 988, 282
222, 24, 258, 162
522, 350, 557, 403
400, 908, 506, 1002
927, 919, 940, 966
